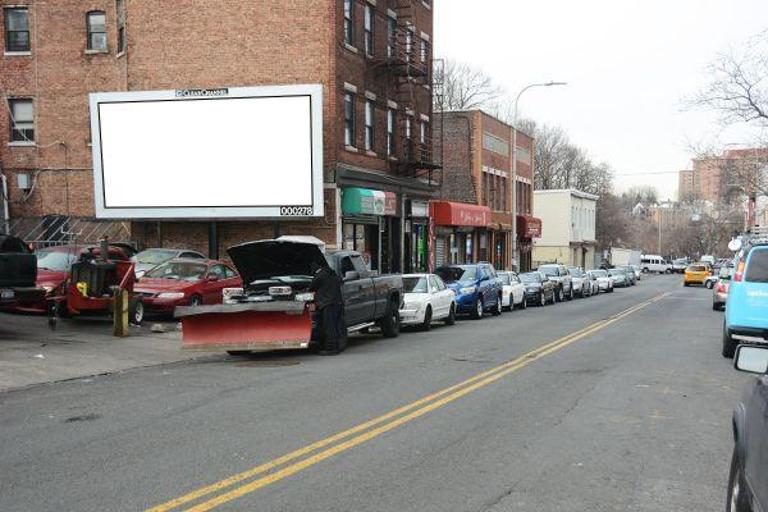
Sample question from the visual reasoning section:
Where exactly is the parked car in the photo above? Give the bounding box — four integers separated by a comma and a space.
641, 254, 671, 274
497, 271, 527, 310
537, 263, 573, 302
628, 264, 642, 280
133, 248, 206, 278
713, 267, 732, 311
723, 237, 768, 357
399, 273, 457, 330
616, 265, 637, 286
588, 269, 614, 293
568, 267, 593, 298
0, 234, 45, 309
14, 244, 132, 313
436, 263, 503, 319
726, 344, 768, 511
684, 263, 711, 287
607, 268, 629, 287
519, 271, 556, 306
134, 258, 241, 314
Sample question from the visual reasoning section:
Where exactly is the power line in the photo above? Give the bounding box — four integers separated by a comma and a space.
614, 170, 682, 176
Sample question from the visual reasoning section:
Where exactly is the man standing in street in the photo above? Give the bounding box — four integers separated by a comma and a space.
309, 261, 347, 355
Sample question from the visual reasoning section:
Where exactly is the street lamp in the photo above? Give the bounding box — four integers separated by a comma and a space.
511, 81, 567, 270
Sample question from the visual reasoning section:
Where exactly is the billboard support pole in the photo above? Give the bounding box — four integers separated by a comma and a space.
272, 221, 281, 239
208, 222, 219, 260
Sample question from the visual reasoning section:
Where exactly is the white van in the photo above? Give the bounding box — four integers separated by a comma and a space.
640, 254, 670, 274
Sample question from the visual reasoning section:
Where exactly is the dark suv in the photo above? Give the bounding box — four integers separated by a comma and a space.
727, 344, 768, 511
537, 263, 573, 302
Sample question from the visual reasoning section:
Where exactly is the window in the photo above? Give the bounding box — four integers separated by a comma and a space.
116, 0, 126, 54
4, 8, 30, 52
8, 99, 34, 142
405, 116, 412, 159
483, 133, 510, 156
405, 25, 414, 62
420, 36, 428, 63
364, 4, 373, 56
87, 11, 107, 52
387, 16, 396, 58
746, 249, 768, 283
344, 93, 355, 147
386, 108, 395, 156
343, 0, 354, 46
364, 100, 374, 151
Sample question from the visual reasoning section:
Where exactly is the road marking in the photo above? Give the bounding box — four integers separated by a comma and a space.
148, 292, 669, 512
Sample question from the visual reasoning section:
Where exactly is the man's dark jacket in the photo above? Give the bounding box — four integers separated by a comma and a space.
309, 267, 343, 309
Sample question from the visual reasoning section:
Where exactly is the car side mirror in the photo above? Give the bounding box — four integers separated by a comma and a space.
344, 270, 360, 281
735, 345, 768, 374
207, 274, 220, 282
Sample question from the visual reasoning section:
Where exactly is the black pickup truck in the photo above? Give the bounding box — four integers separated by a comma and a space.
0, 233, 45, 308
176, 238, 403, 353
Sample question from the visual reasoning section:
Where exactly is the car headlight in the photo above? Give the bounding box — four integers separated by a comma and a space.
43, 285, 54, 294
294, 292, 315, 302
157, 292, 185, 300
459, 286, 477, 295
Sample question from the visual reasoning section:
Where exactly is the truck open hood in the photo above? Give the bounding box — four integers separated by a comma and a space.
227, 239, 329, 285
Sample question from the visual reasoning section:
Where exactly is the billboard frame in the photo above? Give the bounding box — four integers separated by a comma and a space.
89, 84, 323, 220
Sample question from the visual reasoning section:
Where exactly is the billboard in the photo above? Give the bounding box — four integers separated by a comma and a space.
89, 84, 323, 219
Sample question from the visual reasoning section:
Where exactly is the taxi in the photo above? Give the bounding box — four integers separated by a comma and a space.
684, 263, 710, 286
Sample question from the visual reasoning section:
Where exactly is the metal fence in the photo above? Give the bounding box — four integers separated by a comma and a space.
8, 215, 131, 249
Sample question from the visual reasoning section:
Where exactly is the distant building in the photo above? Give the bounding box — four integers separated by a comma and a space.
532, 189, 597, 270
678, 169, 694, 202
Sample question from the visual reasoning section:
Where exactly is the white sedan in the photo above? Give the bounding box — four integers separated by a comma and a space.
587, 269, 614, 293
498, 271, 527, 310
399, 273, 457, 330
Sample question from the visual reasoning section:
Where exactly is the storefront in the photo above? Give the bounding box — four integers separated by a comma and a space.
429, 201, 492, 270
405, 199, 430, 273
341, 187, 400, 274
516, 214, 542, 272
489, 212, 514, 270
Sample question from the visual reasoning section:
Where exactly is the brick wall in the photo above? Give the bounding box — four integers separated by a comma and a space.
435, 111, 477, 204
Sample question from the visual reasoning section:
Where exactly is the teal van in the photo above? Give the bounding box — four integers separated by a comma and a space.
723, 237, 768, 358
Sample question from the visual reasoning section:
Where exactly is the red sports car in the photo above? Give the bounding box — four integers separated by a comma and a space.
134, 258, 241, 314
15, 244, 131, 313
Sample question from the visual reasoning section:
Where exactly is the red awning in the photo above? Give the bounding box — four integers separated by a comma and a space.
517, 214, 542, 238
430, 201, 492, 227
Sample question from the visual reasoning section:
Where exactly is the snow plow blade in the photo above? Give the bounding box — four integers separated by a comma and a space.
175, 302, 313, 352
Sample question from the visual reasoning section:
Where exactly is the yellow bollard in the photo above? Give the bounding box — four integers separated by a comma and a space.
113, 289, 129, 337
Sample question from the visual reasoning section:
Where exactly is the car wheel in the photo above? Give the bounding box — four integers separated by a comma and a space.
713, 302, 720, 311
471, 295, 484, 319
539, 292, 545, 306
556, 287, 564, 303
492, 295, 503, 316
190, 295, 203, 306
567, 287, 574, 300
726, 448, 752, 512
445, 303, 456, 326
380, 299, 400, 338
608, 286, 614, 293
520, 296, 527, 310
128, 299, 144, 326
684, 282, 690, 287
706, 281, 714, 289
722, 322, 737, 358
421, 306, 433, 331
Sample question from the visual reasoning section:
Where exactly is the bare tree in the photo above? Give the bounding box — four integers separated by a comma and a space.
695, 30, 768, 126
439, 59, 505, 111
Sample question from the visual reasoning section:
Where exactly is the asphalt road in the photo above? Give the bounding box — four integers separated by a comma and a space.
0, 274, 751, 512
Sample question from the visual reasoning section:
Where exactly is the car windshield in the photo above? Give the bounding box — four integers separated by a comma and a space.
35, 249, 78, 271
498, 273, 511, 285
569, 268, 583, 277
590, 270, 608, 277
135, 249, 178, 265
538, 266, 559, 277
520, 272, 541, 284
745, 250, 768, 283
687, 265, 706, 272
145, 261, 207, 281
403, 276, 429, 293
437, 266, 476, 283
608, 269, 623, 276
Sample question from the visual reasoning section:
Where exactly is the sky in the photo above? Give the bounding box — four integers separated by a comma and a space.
434, 0, 768, 200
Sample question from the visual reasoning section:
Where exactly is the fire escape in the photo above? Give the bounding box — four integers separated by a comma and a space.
375, 0, 442, 185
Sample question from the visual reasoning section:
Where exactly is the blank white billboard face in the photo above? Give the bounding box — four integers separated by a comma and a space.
90, 85, 323, 219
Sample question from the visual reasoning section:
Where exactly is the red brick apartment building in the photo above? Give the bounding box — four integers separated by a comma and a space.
433, 110, 539, 271
0, 0, 438, 273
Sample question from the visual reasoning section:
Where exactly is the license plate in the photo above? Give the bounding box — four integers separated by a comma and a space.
1, 289, 15, 299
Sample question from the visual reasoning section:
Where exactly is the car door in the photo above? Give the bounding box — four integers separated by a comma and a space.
433, 275, 452, 317
732, 247, 768, 328
510, 273, 524, 304
744, 375, 768, 506
203, 264, 229, 304
428, 275, 445, 317
479, 265, 494, 308
351, 254, 378, 319
339, 256, 364, 326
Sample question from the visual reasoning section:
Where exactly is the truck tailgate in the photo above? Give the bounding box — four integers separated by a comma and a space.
176, 302, 313, 352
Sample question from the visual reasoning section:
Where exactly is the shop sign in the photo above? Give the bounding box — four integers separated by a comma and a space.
410, 200, 429, 218
342, 188, 397, 216
430, 201, 492, 227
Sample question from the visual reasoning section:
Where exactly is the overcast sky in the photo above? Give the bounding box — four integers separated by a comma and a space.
434, 0, 768, 200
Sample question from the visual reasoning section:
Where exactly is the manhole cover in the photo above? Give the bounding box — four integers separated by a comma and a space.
235, 359, 300, 368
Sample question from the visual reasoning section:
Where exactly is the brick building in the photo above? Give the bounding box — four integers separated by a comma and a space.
432, 110, 538, 271
678, 169, 693, 202
0, 0, 438, 272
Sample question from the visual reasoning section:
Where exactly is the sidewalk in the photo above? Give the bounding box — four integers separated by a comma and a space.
0, 312, 205, 392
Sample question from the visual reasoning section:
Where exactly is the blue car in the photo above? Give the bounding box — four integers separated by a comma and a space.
723, 235, 768, 358
436, 263, 503, 319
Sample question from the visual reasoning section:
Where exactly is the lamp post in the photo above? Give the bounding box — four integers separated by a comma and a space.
511, 81, 567, 270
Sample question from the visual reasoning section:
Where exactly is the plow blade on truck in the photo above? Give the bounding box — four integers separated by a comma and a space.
176, 302, 313, 352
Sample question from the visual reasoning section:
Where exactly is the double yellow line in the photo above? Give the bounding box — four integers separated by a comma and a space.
148, 292, 668, 512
